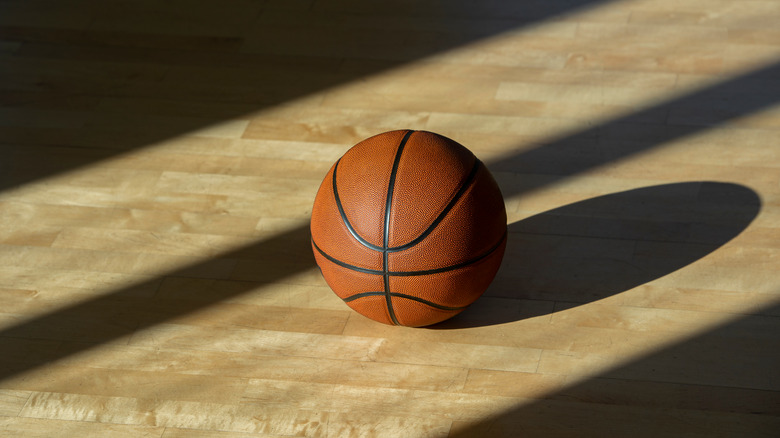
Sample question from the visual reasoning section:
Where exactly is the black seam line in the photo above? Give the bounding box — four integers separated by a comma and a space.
390, 229, 507, 276
342, 291, 469, 311
312, 239, 383, 275
312, 229, 507, 277
332, 158, 384, 252
387, 158, 481, 252
383, 130, 414, 326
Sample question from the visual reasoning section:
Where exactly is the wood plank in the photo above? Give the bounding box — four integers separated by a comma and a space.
0, 390, 30, 417
3, 366, 248, 405
0, 416, 164, 438
241, 379, 523, 422
18, 392, 327, 436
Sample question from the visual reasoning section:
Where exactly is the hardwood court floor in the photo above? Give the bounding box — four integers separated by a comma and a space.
1, 0, 779, 436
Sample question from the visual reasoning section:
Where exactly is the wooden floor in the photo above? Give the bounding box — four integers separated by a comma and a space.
1, 0, 779, 436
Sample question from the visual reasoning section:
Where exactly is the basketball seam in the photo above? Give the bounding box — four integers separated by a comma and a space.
382, 130, 415, 325
332, 147, 481, 254
342, 291, 469, 311
386, 158, 481, 252
311, 230, 506, 277
389, 231, 507, 276
332, 158, 384, 251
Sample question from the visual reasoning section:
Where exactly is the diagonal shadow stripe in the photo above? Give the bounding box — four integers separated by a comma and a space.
448, 299, 780, 437
0, 0, 611, 192
489, 61, 780, 193
1, 58, 778, 382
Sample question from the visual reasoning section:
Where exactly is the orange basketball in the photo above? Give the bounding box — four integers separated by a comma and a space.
310, 130, 507, 327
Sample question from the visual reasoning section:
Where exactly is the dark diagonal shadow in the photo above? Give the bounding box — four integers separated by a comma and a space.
0, 0, 605, 191
488, 61, 780, 187
434, 181, 761, 328
0, 1, 778, 387
0, 226, 314, 380
448, 300, 780, 437
1, 57, 775, 380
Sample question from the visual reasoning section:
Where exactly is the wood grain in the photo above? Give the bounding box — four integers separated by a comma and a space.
1, 0, 778, 436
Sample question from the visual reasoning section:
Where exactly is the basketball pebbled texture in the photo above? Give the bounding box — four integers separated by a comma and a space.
310, 130, 507, 327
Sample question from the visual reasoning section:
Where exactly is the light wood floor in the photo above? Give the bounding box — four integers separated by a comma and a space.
1, 0, 779, 436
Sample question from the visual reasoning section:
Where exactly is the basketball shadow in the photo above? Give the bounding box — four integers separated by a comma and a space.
434, 181, 761, 328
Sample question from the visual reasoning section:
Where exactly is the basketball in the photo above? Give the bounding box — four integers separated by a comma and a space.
310, 130, 507, 327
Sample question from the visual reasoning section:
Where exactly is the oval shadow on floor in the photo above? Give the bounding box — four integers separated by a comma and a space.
433, 181, 761, 329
